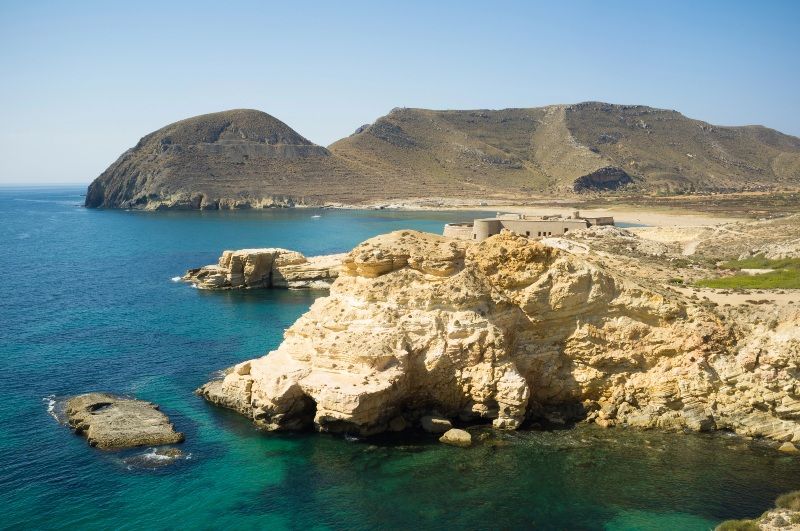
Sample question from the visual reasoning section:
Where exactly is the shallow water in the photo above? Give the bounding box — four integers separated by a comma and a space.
0, 186, 796, 530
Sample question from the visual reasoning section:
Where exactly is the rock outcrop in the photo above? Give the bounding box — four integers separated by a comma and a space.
183, 248, 343, 289
439, 428, 472, 447
717, 491, 800, 530
64, 393, 184, 449
199, 230, 800, 442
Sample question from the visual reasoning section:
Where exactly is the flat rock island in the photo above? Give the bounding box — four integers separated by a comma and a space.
64, 393, 184, 449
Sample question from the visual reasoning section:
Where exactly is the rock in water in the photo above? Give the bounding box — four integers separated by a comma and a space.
199, 230, 800, 441
64, 393, 184, 449
183, 248, 343, 289
779, 442, 800, 454
439, 429, 472, 448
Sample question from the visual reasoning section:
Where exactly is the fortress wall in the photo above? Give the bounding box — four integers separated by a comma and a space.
443, 223, 474, 240
474, 219, 503, 240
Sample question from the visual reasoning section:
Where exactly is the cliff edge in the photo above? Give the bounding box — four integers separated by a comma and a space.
198, 230, 800, 440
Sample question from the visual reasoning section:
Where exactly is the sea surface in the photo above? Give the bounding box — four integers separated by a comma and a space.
1, 186, 798, 530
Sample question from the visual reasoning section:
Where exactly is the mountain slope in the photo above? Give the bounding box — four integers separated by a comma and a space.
330, 103, 800, 195
85, 104, 800, 209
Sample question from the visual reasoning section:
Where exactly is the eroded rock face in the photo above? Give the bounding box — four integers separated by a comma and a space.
64, 393, 184, 449
199, 230, 800, 441
183, 248, 343, 289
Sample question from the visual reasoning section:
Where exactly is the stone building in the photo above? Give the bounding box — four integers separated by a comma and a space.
443, 211, 613, 241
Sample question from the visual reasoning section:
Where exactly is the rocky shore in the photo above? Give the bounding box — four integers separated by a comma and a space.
183, 248, 343, 290
64, 393, 184, 449
198, 230, 800, 442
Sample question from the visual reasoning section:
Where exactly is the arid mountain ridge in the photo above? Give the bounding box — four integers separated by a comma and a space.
85, 103, 800, 209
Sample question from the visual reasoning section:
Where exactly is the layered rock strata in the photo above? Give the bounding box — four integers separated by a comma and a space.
64, 393, 184, 449
199, 230, 800, 442
183, 248, 343, 289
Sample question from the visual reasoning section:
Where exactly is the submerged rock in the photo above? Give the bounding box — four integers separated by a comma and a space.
779, 442, 799, 454
183, 248, 343, 290
440, 429, 472, 448
199, 230, 800, 441
64, 393, 184, 449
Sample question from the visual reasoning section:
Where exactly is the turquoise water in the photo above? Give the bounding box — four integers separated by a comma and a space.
1, 186, 798, 530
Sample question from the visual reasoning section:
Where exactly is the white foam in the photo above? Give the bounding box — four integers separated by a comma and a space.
43, 395, 57, 419
43, 394, 65, 423
311, 214, 321, 219
141, 448, 174, 461
170, 276, 181, 282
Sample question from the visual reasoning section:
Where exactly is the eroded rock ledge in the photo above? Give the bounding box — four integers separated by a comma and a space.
199, 230, 800, 442
64, 393, 184, 449
183, 248, 343, 289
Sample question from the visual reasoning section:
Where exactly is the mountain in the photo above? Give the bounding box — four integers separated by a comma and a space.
85, 104, 800, 209
85, 109, 373, 209
331, 102, 800, 195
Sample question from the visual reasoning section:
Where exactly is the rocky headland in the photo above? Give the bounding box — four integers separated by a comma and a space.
198, 229, 800, 442
183, 248, 343, 289
64, 393, 184, 449
84, 109, 373, 210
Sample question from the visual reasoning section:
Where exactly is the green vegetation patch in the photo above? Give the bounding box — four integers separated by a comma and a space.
696, 256, 800, 289
776, 490, 800, 511
715, 519, 760, 531
719, 256, 800, 271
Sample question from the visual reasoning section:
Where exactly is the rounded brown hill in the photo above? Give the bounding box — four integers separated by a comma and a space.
85, 109, 369, 209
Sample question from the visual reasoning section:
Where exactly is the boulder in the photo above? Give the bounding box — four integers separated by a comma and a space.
64, 393, 184, 449
439, 428, 472, 448
779, 442, 800, 454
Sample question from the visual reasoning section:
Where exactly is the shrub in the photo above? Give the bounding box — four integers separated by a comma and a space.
668, 277, 684, 285
716, 519, 760, 531
776, 490, 800, 511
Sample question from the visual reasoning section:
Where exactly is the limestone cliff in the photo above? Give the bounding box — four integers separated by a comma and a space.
183, 248, 343, 289
199, 230, 800, 441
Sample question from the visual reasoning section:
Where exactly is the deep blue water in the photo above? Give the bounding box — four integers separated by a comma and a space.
1, 186, 798, 530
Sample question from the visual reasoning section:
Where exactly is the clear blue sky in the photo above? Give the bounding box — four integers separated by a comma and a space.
1, 0, 798, 184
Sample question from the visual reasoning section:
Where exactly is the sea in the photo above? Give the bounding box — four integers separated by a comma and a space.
1, 186, 798, 530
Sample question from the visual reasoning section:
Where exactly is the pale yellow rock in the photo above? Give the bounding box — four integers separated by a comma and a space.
183, 249, 343, 289
199, 230, 800, 440
779, 442, 800, 454
439, 428, 472, 447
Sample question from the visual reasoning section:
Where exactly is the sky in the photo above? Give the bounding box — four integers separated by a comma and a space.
0, 0, 798, 184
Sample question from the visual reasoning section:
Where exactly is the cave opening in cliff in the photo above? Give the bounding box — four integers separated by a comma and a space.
290, 394, 318, 431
